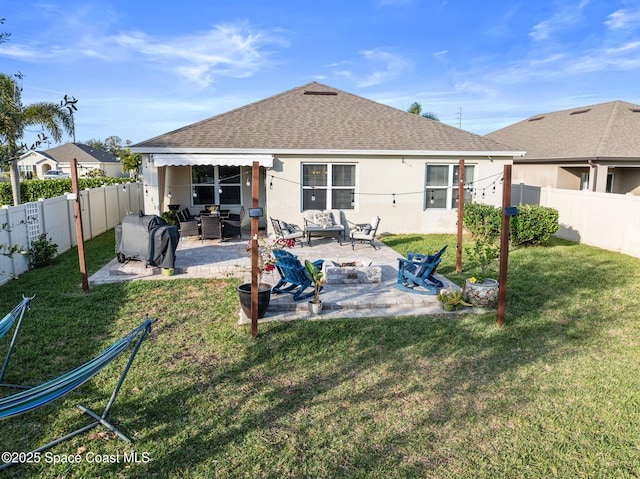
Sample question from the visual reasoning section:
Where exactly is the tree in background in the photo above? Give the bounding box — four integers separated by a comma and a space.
85, 136, 141, 179
407, 101, 439, 121
0, 73, 77, 205
85, 135, 127, 157
119, 147, 142, 179
0, 18, 10, 44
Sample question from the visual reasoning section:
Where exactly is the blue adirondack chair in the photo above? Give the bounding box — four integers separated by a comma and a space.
272, 250, 324, 301
394, 245, 447, 295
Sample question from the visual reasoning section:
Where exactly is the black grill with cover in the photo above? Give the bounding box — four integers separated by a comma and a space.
115, 212, 179, 269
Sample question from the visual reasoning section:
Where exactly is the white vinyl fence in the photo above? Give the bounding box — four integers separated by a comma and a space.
0, 183, 143, 286
512, 184, 640, 259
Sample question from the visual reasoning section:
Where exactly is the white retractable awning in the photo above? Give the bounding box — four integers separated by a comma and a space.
152, 154, 273, 167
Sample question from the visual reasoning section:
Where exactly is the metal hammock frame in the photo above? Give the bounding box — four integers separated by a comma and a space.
0, 318, 153, 470
0, 295, 34, 389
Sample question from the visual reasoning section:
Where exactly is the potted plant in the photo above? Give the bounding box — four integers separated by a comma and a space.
304, 259, 326, 314
238, 238, 294, 319
462, 237, 500, 309
437, 286, 471, 312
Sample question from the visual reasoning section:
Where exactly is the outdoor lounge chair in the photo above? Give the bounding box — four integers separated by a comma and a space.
394, 245, 447, 295
349, 216, 381, 250
200, 215, 222, 241
272, 249, 324, 301
270, 217, 304, 247
178, 218, 200, 240
0, 318, 153, 470
0, 295, 33, 389
222, 207, 245, 240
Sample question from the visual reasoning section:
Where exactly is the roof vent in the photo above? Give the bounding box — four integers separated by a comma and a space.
570, 108, 591, 115
630, 108, 640, 113
528, 116, 544, 122
304, 90, 337, 96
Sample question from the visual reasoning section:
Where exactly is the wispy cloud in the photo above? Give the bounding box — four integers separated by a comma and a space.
331, 48, 409, 88
529, 1, 589, 41
0, 21, 287, 87
605, 8, 640, 30
114, 23, 287, 87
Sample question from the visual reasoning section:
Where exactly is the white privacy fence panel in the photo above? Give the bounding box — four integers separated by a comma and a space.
512, 184, 640, 259
0, 182, 143, 286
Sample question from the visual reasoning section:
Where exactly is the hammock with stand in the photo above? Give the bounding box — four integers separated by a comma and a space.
0, 295, 34, 389
0, 317, 153, 470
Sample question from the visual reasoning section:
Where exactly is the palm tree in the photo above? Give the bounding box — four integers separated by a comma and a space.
407, 101, 439, 121
0, 73, 76, 205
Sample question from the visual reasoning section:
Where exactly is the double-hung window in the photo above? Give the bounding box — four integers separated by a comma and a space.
425, 163, 475, 209
191, 165, 241, 206
302, 163, 355, 210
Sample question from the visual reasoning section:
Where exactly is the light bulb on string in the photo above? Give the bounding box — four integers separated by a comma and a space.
430, 194, 435, 204
392, 193, 396, 207
246, 176, 250, 187
269, 176, 273, 189
218, 187, 223, 194
193, 191, 197, 198
168, 191, 172, 199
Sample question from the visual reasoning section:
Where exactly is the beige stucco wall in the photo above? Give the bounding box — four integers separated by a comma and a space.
266, 154, 511, 235
140, 153, 512, 235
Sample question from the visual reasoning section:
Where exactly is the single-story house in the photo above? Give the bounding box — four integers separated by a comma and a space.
17, 142, 127, 179
486, 100, 640, 195
131, 82, 523, 235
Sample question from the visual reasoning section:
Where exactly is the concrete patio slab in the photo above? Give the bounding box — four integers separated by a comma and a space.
89, 236, 465, 323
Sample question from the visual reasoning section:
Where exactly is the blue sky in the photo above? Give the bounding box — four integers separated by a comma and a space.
2, 0, 640, 148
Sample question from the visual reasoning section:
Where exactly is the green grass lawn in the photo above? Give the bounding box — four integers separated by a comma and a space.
1, 231, 640, 478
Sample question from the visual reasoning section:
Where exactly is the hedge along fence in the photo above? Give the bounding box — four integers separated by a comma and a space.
463, 202, 560, 246
0, 177, 135, 206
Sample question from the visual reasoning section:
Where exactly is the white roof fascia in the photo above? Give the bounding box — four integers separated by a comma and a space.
132, 147, 525, 158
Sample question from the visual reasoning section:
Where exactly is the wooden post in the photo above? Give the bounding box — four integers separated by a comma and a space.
250, 161, 260, 338
456, 159, 464, 273
70, 158, 89, 292
496, 164, 512, 327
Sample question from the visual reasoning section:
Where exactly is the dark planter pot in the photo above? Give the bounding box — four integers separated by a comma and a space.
238, 283, 272, 319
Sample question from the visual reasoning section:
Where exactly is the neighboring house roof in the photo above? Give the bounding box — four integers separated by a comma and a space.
49, 142, 119, 164
133, 82, 520, 155
486, 100, 640, 161
20, 142, 119, 164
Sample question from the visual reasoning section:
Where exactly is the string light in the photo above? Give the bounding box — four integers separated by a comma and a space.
138, 167, 504, 207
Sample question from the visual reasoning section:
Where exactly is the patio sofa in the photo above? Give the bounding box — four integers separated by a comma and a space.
303, 209, 345, 245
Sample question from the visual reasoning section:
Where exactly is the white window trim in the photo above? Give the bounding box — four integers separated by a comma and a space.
191, 165, 243, 207
301, 163, 357, 211
425, 163, 475, 210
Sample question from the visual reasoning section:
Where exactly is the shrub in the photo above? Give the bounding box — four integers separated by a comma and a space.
0, 177, 134, 206
510, 204, 560, 246
462, 202, 501, 242
162, 209, 178, 226
28, 233, 58, 269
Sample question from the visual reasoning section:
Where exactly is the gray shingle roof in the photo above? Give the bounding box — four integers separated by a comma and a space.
39, 142, 119, 164
133, 82, 516, 154
486, 100, 640, 160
